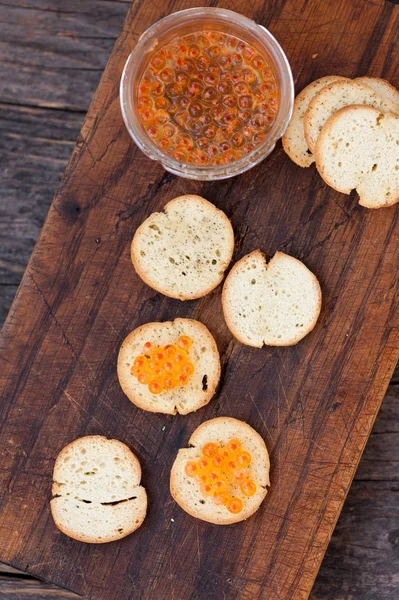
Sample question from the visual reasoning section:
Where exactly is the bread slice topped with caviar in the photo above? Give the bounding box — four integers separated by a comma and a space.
170, 417, 270, 525
117, 318, 221, 415
315, 105, 399, 208
222, 250, 322, 347
282, 75, 349, 167
131, 195, 234, 300
50, 436, 147, 543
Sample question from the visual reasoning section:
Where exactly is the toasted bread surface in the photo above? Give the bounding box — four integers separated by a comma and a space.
131, 195, 234, 300
315, 105, 399, 208
51, 436, 147, 543
222, 250, 322, 347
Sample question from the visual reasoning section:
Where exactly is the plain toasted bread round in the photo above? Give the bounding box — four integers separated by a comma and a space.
282, 75, 349, 167
356, 76, 399, 107
170, 417, 270, 525
117, 318, 221, 415
315, 105, 399, 208
131, 195, 234, 300
304, 79, 399, 154
222, 250, 322, 347
50, 436, 147, 543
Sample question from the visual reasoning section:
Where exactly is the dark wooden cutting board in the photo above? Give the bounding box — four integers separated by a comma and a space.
0, 1, 398, 599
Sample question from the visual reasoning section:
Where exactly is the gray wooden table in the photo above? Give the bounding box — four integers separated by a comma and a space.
0, 1, 397, 598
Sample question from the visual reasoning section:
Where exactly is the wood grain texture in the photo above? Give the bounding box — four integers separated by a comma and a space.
0, 576, 78, 599
0, 1, 398, 599
0, 0, 131, 111
311, 386, 399, 599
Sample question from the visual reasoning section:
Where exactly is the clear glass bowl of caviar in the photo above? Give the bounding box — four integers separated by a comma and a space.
120, 7, 294, 180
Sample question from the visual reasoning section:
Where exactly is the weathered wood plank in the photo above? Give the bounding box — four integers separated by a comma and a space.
354, 388, 399, 482
0, 104, 82, 285
311, 386, 399, 600
0, 576, 78, 599
0, 0, 130, 111
0, 287, 18, 327
0, 1, 398, 599
311, 481, 399, 600
0, 564, 26, 575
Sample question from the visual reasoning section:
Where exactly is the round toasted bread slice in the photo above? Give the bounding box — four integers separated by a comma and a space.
117, 318, 220, 415
304, 79, 399, 154
170, 417, 270, 525
282, 76, 349, 167
131, 195, 234, 300
50, 436, 147, 543
315, 105, 399, 209
356, 77, 399, 108
222, 250, 322, 348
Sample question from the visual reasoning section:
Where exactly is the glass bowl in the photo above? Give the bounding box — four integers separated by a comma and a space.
120, 7, 294, 180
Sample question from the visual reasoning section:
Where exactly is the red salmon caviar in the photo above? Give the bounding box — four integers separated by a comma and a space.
198, 458, 209, 471
131, 336, 194, 394
203, 442, 218, 457
177, 335, 193, 349
213, 480, 227, 492
214, 491, 230, 505
184, 438, 256, 514
137, 29, 278, 166
228, 497, 243, 514
227, 439, 241, 453
148, 380, 163, 394
185, 462, 198, 477
240, 480, 257, 496
201, 483, 213, 496
237, 451, 252, 466
137, 372, 149, 385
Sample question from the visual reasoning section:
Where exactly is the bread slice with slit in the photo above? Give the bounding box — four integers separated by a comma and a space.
282, 75, 349, 167
117, 318, 220, 415
304, 79, 399, 153
222, 250, 322, 347
131, 195, 234, 300
50, 436, 147, 543
315, 105, 399, 208
170, 417, 270, 525
356, 76, 399, 108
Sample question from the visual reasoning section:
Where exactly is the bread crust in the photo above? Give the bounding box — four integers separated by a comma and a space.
50, 436, 147, 543
117, 318, 221, 415
170, 417, 270, 525
282, 76, 349, 167
131, 195, 234, 301
222, 250, 322, 347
